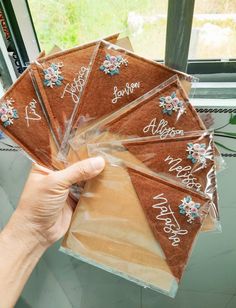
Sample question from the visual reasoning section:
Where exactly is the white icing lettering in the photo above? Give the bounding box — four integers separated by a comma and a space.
143, 118, 184, 139
112, 82, 140, 104
152, 193, 188, 246
25, 99, 41, 127
61, 66, 88, 104
164, 155, 202, 190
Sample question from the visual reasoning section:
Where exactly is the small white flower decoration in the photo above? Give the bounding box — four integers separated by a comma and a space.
0, 98, 19, 127
159, 92, 186, 115
43, 62, 64, 88
179, 196, 200, 223
100, 54, 128, 76
187, 143, 208, 168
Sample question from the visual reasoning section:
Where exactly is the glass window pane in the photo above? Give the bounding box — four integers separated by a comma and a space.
189, 0, 236, 59
28, 0, 168, 60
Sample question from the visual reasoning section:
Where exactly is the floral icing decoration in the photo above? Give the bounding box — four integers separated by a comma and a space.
43, 62, 64, 88
186, 143, 208, 168
100, 54, 128, 76
179, 196, 200, 223
159, 92, 186, 115
0, 99, 19, 127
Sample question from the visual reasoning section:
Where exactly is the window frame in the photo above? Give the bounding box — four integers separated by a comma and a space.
2, 0, 236, 83
0, 0, 40, 70
165, 0, 236, 82
187, 60, 236, 82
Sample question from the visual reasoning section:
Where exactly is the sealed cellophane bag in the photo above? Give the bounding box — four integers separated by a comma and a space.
58, 38, 197, 161
87, 131, 220, 232
66, 73, 222, 230
67, 75, 202, 162
29, 35, 120, 143
0, 53, 64, 170
61, 151, 212, 298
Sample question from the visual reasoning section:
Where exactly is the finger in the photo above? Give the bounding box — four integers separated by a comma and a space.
56, 156, 105, 187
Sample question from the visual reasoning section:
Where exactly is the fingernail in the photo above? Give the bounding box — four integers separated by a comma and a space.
90, 156, 105, 171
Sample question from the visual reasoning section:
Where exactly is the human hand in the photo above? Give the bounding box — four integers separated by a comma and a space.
0, 157, 105, 307
12, 156, 105, 249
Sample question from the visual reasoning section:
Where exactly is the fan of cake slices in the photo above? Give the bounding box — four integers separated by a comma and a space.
61, 66, 220, 294
60, 41, 220, 295
0, 35, 194, 169
0, 36, 220, 296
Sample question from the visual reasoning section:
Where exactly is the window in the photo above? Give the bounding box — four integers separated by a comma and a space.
189, 0, 236, 60
0, 0, 235, 85
27, 0, 168, 60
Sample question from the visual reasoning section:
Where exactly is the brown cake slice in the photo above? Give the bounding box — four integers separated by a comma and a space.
0, 45, 65, 169
124, 133, 218, 204
70, 75, 206, 160
0, 68, 62, 169
126, 165, 211, 280
102, 76, 205, 138
87, 132, 219, 231
30, 34, 119, 140
72, 40, 195, 134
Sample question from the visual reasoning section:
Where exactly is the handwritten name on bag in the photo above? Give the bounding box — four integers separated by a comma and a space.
143, 118, 184, 139
164, 155, 202, 191
152, 193, 188, 247
112, 82, 140, 104
25, 99, 41, 127
61, 66, 88, 104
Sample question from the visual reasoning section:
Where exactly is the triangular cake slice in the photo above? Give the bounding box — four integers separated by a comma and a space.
72, 40, 194, 133
124, 133, 217, 201
101, 76, 206, 138
123, 133, 219, 231
70, 76, 206, 159
30, 34, 119, 139
127, 166, 211, 280
88, 132, 218, 207
0, 65, 62, 169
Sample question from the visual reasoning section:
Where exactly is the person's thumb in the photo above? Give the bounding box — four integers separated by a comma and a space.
56, 156, 105, 187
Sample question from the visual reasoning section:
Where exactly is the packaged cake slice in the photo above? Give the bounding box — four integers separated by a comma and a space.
69, 40, 196, 137
61, 157, 211, 297
0, 54, 63, 169
30, 34, 119, 141
69, 75, 206, 161
87, 131, 220, 232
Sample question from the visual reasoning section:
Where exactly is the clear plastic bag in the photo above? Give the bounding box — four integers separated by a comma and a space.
61, 40, 197, 154
67, 73, 222, 231
0, 59, 63, 170
30, 34, 119, 142
61, 156, 212, 297
87, 131, 220, 232
68, 75, 205, 162
72, 40, 196, 129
